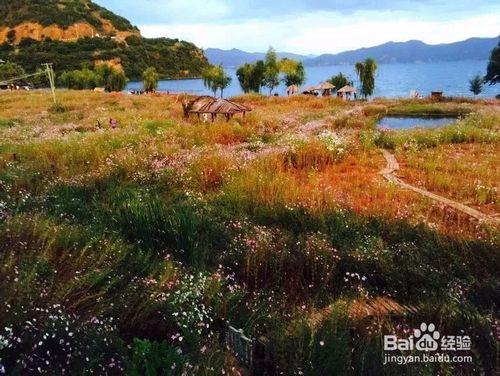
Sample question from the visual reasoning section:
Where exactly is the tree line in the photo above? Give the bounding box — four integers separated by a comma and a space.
202, 47, 379, 99
59, 65, 162, 93
200, 47, 307, 98
0, 60, 162, 93
236, 47, 306, 95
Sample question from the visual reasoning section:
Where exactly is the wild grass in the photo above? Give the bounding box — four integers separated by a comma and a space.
372, 97, 479, 116
0, 91, 498, 374
0, 118, 17, 128
397, 143, 499, 213
386, 102, 472, 117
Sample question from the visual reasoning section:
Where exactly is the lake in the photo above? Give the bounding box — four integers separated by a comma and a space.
126, 60, 498, 99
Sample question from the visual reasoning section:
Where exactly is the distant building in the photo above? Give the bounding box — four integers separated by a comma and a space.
337, 85, 357, 100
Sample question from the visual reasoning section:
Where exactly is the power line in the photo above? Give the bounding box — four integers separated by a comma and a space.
1, 63, 58, 104
0, 71, 45, 85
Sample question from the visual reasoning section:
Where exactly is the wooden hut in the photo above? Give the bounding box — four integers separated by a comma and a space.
337, 85, 357, 100
316, 82, 335, 96
182, 96, 216, 118
184, 96, 251, 121
430, 91, 443, 100
302, 86, 317, 95
286, 85, 299, 96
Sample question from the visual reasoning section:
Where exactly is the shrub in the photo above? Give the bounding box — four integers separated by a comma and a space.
283, 134, 347, 171
126, 339, 188, 376
373, 130, 396, 149
311, 302, 352, 375
271, 318, 313, 374
188, 154, 234, 192
0, 119, 16, 128
49, 102, 68, 113
59, 66, 128, 91
363, 104, 387, 117
164, 272, 220, 348
0, 61, 25, 81
225, 225, 340, 296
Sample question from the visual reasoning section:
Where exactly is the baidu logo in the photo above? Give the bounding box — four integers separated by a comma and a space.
384, 322, 471, 352
414, 323, 440, 351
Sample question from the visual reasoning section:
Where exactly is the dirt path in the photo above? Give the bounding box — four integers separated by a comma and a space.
380, 150, 500, 225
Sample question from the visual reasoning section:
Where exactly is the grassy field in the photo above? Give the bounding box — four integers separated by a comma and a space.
0, 90, 499, 375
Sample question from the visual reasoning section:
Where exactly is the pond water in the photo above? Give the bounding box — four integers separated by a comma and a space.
377, 116, 458, 130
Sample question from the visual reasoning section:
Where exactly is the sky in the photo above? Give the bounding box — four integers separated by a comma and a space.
97, 0, 500, 54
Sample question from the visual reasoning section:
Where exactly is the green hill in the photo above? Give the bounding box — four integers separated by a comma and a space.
0, 0, 137, 32
0, 0, 209, 80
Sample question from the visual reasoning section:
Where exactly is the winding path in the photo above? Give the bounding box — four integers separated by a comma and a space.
379, 150, 500, 225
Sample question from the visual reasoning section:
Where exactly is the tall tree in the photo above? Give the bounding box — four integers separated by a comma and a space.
328, 73, 352, 90
30, 67, 49, 88
250, 60, 265, 93
217, 66, 232, 98
355, 58, 377, 98
0, 61, 25, 82
95, 64, 113, 89
107, 70, 128, 92
95, 64, 128, 92
484, 42, 499, 85
142, 67, 159, 93
263, 47, 280, 95
202, 65, 232, 98
236, 60, 265, 93
280, 59, 305, 87
469, 74, 483, 96
202, 66, 220, 97
236, 63, 254, 93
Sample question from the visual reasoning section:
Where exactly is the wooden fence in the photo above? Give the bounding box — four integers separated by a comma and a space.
224, 324, 254, 367
222, 323, 276, 375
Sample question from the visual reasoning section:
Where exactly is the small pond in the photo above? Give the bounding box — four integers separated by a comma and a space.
377, 116, 458, 130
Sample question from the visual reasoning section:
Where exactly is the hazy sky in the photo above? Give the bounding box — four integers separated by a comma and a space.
97, 0, 500, 54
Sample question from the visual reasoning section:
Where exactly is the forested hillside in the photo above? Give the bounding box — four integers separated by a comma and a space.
0, 0, 209, 79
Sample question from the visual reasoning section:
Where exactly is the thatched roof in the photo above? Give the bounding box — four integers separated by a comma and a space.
316, 82, 335, 90
337, 85, 357, 93
190, 98, 251, 114
187, 96, 217, 112
303, 86, 317, 92
287, 84, 299, 92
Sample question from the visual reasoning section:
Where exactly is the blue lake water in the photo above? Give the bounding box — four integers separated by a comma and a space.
126, 60, 498, 99
378, 116, 458, 130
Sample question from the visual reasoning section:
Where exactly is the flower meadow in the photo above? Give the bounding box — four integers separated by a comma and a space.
0, 91, 498, 375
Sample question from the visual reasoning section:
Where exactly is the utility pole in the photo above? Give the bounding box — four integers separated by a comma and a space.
42, 63, 57, 104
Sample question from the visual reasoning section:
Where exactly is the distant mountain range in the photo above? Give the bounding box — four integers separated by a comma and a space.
305, 37, 498, 65
205, 48, 315, 68
206, 37, 498, 67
